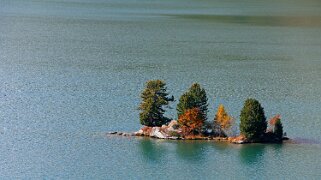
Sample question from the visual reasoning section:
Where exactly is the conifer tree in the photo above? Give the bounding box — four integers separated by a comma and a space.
240, 98, 267, 140
139, 80, 174, 127
177, 83, 208, 121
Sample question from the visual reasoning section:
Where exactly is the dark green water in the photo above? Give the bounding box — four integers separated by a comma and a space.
1, 0, 321, 178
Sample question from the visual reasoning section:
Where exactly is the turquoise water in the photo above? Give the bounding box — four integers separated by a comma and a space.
1, 0, 321, 178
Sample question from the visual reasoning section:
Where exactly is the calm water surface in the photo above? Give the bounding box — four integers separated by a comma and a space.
1, 0, 321, 179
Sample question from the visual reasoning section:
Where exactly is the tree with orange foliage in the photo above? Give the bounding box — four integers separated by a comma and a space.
178, 108, 204, 135
268, 114, 283, 139
214, 104, 233, 137
269, 114, 281, 128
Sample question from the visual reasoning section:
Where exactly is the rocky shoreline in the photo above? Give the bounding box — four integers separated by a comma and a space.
107, 120, 288, 144
107, 131, 289, 144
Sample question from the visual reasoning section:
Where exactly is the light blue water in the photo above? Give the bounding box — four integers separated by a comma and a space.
1, 0, 321, 179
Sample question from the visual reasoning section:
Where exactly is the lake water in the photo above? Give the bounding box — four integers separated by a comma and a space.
1, 0, 321, 179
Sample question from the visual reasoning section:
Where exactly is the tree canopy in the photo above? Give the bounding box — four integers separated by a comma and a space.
274, 118, 283, 140
240, 98, 267, 140
139, 80, 174, 127
214, 104, 233, 136
178, 108, 204, 135
176, 83, 208, 121
137, 80, 285, 143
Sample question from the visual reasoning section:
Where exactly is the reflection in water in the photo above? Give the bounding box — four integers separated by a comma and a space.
271, 143, 283, 151
138, 138, 208, 162
175, 141, 205, 162
270, 144, 284, 160
211, 142, 231, 152
170, 14, 321, 27
291, 138, 321, 145
239, 144, 266, 165
138, 138, 166, 162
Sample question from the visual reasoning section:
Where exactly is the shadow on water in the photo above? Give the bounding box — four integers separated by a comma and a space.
210, 141, 231, 152
167, 14, 321, 27
291, 138, 321, 145
138, 137, 289, 164
239, 144, 266, 165
138, 138, 211, 162
138, 138, 166, 162
175, 141, 207, 162
271, 143, 284, 151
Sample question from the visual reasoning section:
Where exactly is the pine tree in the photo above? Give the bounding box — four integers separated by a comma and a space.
240, 98, 267, 140
139, 80, 174, 127
176, 83, 208, 121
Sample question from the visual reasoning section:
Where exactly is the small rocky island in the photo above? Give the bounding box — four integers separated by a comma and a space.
109, 80, 288, 144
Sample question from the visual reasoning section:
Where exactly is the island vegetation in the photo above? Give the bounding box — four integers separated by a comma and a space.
111, 80, 288, 144
138, 80, 174, 127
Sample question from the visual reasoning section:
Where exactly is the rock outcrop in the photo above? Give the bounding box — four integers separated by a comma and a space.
229, 135, 248, 144
134, 120, 182, 139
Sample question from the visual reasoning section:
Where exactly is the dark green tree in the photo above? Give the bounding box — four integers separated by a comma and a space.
176, 83, 208, 121
240, 98, 267, 140
139, 80, 174, 127
274, 119, 283, 140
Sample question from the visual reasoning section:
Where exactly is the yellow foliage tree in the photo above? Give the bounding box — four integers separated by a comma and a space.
178, 108, 204, 136
214, 104, 233, 136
